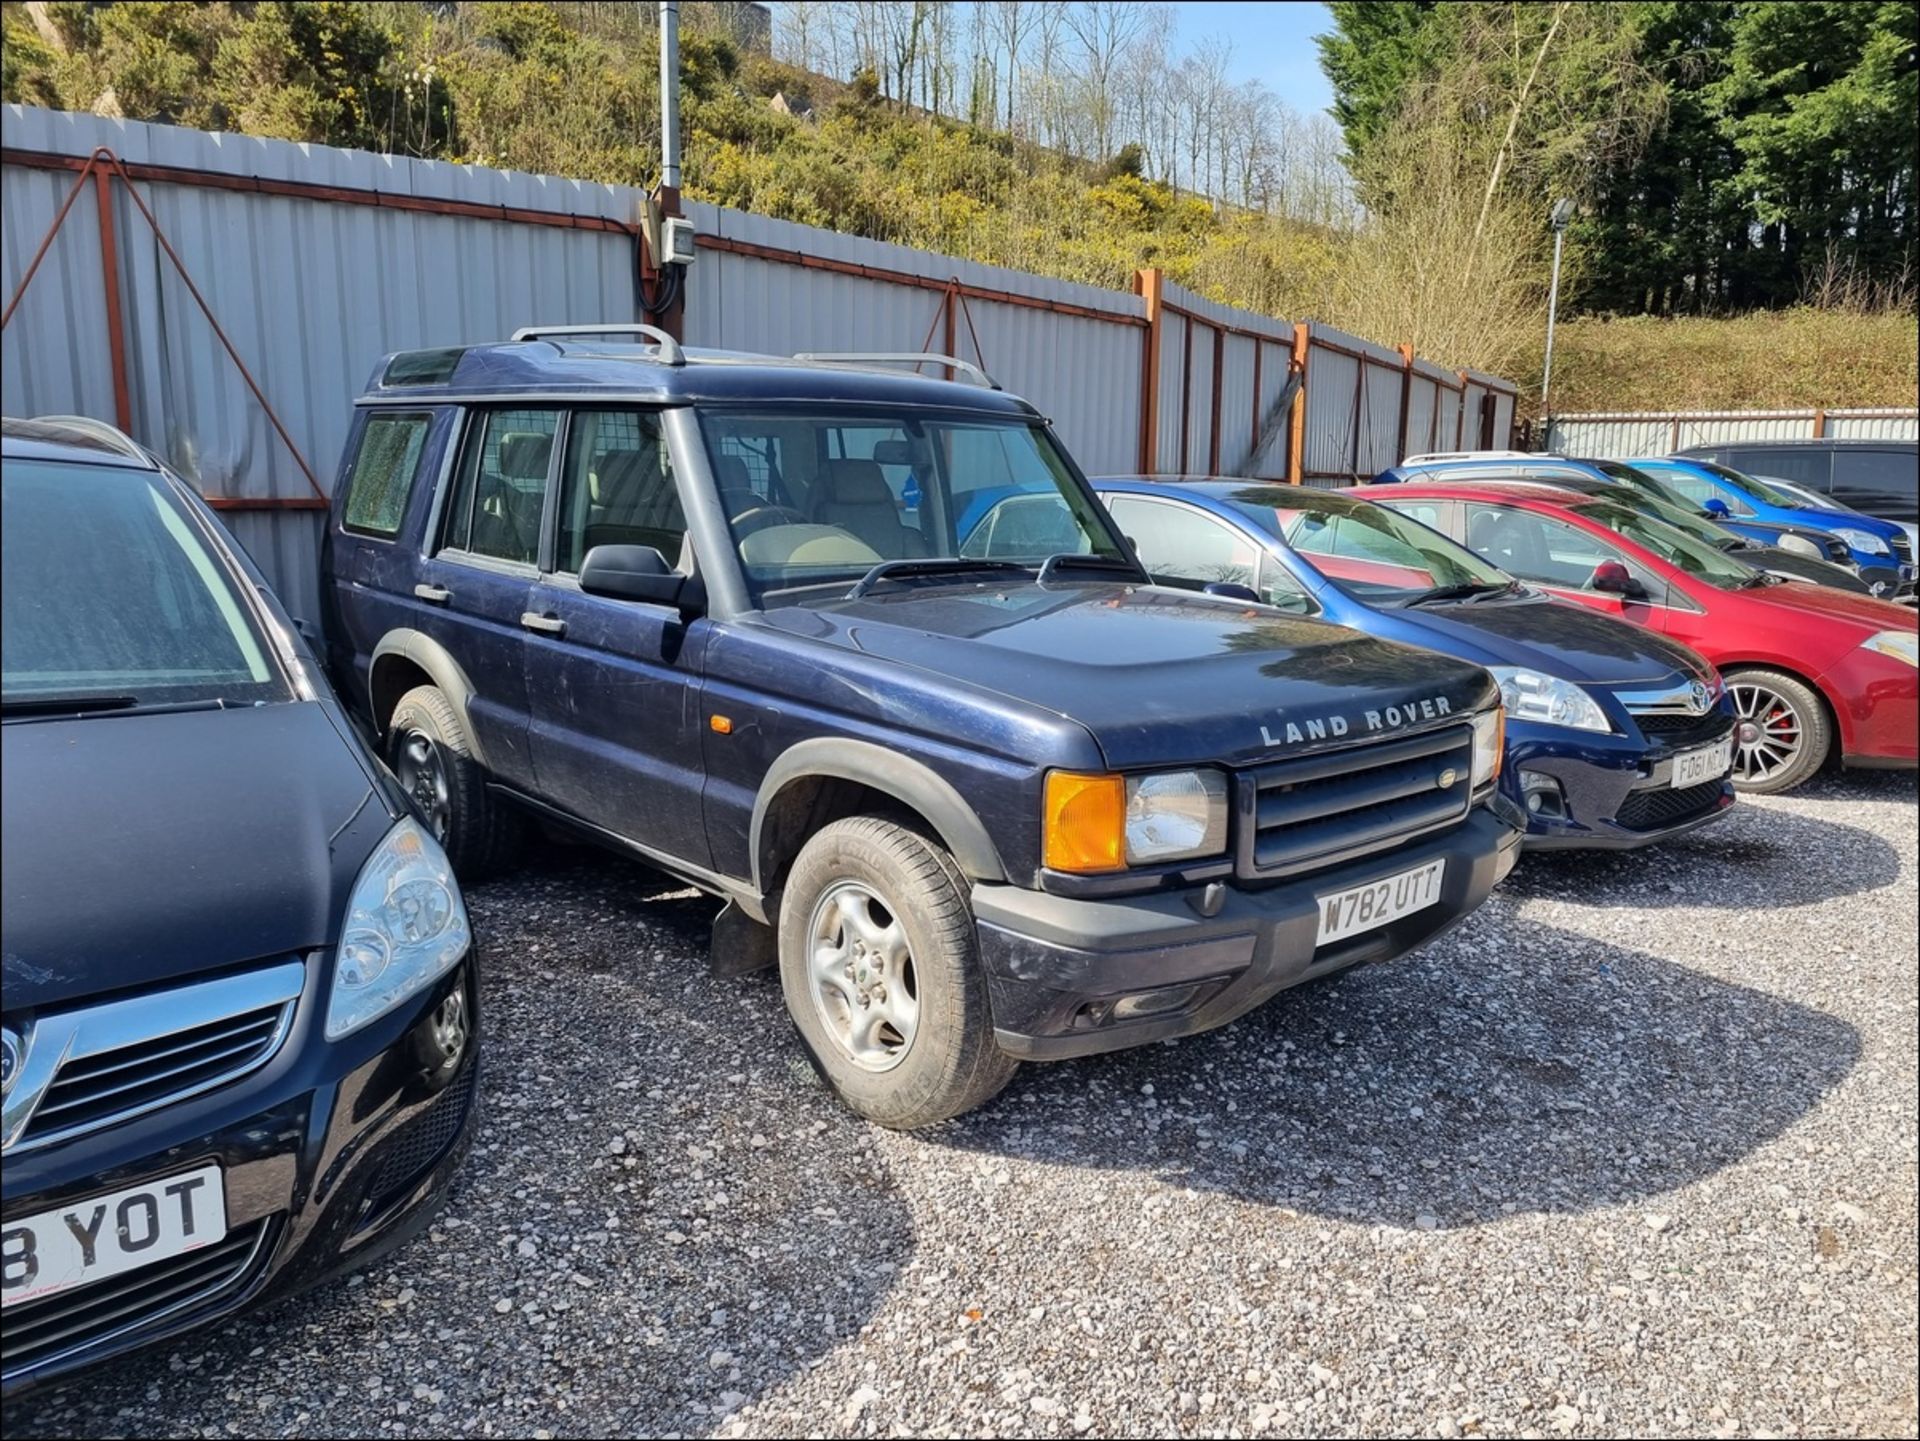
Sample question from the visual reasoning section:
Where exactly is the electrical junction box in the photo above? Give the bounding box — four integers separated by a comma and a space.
662, 216, 697, 266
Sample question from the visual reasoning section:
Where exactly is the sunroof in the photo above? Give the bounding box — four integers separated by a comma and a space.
382, 348, 467, 387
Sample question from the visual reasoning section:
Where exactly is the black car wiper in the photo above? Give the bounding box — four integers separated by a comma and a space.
846, 558, 1031, 598
1405, 581, 1513, 608
1035, 552, 1145, 584
0, 692, 139, 718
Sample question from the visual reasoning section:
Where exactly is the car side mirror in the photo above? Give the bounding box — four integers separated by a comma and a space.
1590, 559, 1644, 598
1203, 582, 1263, 604
579, 544, 701, 614
1702, 498, 1731, 518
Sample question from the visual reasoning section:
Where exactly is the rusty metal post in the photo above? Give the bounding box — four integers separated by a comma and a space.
1813, 407, 1827, 438
1287, 323, 1309, 484
1136, 269, 1164, 472
93, 166, 132, 432
1250, 341, 1263, 463
1395, 344, 1415, 464
1179, 316, 1194, 473
1208, 326, 1226, 475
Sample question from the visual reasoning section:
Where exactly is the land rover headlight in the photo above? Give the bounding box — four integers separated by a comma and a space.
1773, 532, 1821, 558
1486, 666, 1612, 733
1833, 527, 1890, 556
1470, 707, 1505, 789
328, 817, 472, 1039
1043, 768, 1229, 872
1861, 630, 1918, 668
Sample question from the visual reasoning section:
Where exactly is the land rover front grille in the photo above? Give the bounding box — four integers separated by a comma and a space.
3, 962, 304, 1153
1, 1218, 275, 1381
1239, 724, 1475, 881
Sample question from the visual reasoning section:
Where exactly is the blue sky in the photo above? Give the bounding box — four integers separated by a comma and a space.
1168, 2, 1337, 118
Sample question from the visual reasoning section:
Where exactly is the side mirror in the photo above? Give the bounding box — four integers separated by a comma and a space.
1203, 582, 1263, 604
579, 544, 701, 614
1590, 559, 1643, 598
1702, 498, 1731, 518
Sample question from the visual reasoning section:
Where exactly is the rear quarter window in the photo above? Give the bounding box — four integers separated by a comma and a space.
342, 413, 431, 537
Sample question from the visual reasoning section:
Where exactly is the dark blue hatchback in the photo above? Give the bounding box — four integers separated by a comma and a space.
1095, 478, 1738, 849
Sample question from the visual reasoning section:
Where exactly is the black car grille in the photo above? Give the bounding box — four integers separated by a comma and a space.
1240, 724, 1475, 881
1629, 710, 1729, 750
365, 1059, 477, 1214
1, 1218, 275, 1381
21, 1003, 290, 1148
1890, 533, 1914, 569
1616, 780, 1724, 832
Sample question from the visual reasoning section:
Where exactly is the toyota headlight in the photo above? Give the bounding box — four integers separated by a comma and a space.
1861, 630, 1919, 668
1833, 527, 1891, 556
1470, 706, 1504, 789
328, 817, 472, 1039
1042, 768, 1229, 872
1486, 666, 1612, 733
1773, 533, 1821, 559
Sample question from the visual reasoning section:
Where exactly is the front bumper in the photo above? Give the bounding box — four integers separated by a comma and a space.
1818, 646, 1920, 766
973, 806, 1520, 1061
1503, 715, 1737, 851
1, 956, 480, 1396
1854, 561, 1916, 602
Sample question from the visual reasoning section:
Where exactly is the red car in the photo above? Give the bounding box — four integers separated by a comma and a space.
1367, 480, 1919, 793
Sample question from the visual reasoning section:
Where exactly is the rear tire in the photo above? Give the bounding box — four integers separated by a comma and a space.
387, 685, 523, 878
778, 817, 1017, 1129
1725, 668, 1831, 794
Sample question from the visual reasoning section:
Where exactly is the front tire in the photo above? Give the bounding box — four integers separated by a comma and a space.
1726, 668, 1831, 794
777, 817, 1017, 1128
387, 685, 522, 878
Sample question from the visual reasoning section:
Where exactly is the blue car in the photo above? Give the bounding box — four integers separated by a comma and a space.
1374, 455, 1858, 567
1095, 477, 1738, 851
1626, 457, 1915, 600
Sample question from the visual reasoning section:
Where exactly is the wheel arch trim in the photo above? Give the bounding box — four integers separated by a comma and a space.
370, 630, 487, 765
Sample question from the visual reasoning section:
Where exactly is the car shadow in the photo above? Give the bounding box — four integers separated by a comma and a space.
922, 903, 1860, 1231
1505, 794, 1905, 909
3, 849, 892, 1440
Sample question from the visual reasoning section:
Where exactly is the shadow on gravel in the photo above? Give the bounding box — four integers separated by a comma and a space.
1506, 799, 1904, 910
5, 847, 895, 1441
926, 903, 1862, 1231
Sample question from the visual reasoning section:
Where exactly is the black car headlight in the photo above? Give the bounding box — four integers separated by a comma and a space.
328, 818, 472, 1039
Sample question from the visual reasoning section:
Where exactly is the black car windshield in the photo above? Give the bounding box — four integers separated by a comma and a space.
2, 459, 288, 710
1221, 488, 1510, 603
698, 410, 1131, 601
1576, 498, 1761, 586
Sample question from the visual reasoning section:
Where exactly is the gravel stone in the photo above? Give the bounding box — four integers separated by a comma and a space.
5, 773, 1915, 1438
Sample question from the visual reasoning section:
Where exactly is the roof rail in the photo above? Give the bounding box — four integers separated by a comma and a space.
31, 414, 156, 467
1402, 449, 1540, 464
793, 352, 1001, 391
510, 324, 686, 366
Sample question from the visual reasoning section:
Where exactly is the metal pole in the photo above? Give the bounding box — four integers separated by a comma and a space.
659, 1, 681, 191
1541, 225, 1565, 437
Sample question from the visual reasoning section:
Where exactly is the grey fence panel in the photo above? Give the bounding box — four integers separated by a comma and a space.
1358, 357, 1403, 477
1549, 408, 1920, 455
1216, 332, 1257, 475
1304, 346, 1359, 477
1249, 336, 1293, 479
0, 161, 116, 422
1405, 374, 1437, 459
1155, 314, 1188, 474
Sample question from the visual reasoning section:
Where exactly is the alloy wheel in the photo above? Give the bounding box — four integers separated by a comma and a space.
806, 880, 920, 1073
1729, 680, 1804, 785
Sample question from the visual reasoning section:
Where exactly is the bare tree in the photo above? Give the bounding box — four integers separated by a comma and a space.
1065, 0, 1148, 161
988, 1, 1036, 134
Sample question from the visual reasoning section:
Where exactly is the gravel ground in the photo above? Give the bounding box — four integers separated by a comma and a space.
7, 771, 1916, 1440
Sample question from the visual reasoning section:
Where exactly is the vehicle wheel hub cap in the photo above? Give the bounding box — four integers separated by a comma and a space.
396, 730, 452, 841
808, 880, 919, 1073
1729, 682, 1803, 783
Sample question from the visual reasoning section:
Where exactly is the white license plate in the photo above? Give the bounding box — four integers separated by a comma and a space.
1671, 736, 1734, 789
1315, 858, 1446, 946
2, 1165, 226, 1308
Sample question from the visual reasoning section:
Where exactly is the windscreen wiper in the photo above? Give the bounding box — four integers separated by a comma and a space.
846, 558, 1030, 598
1035, 553, 1146, 584
0, 692, 138, 718
1406, 581, 1514, 608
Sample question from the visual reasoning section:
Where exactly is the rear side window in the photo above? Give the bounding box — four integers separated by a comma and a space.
1721, 448, 1829, 488
440, 409, 558, 565
342, 413, 430, 537
1832, 449, 1918, 518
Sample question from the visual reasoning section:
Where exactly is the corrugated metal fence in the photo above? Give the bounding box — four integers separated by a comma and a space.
2, 107, 1517, 618
1547, 408, 1919, 457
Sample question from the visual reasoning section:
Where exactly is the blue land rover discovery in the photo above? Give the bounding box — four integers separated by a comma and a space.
321, 327, 1520, 1127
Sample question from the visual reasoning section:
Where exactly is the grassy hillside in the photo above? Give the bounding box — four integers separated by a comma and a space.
1534, 309, 1918, 419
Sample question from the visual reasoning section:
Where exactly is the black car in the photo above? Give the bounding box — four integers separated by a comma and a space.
1678, 438, 1918, 529
322, 329, 1520, 1130
1, 418, 478, 1395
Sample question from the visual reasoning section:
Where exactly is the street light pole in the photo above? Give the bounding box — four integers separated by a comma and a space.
1540, 197, 1575, 447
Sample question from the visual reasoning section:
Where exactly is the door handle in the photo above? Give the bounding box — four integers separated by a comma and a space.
520, 611, 567, 636
413, 583, 452, 605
